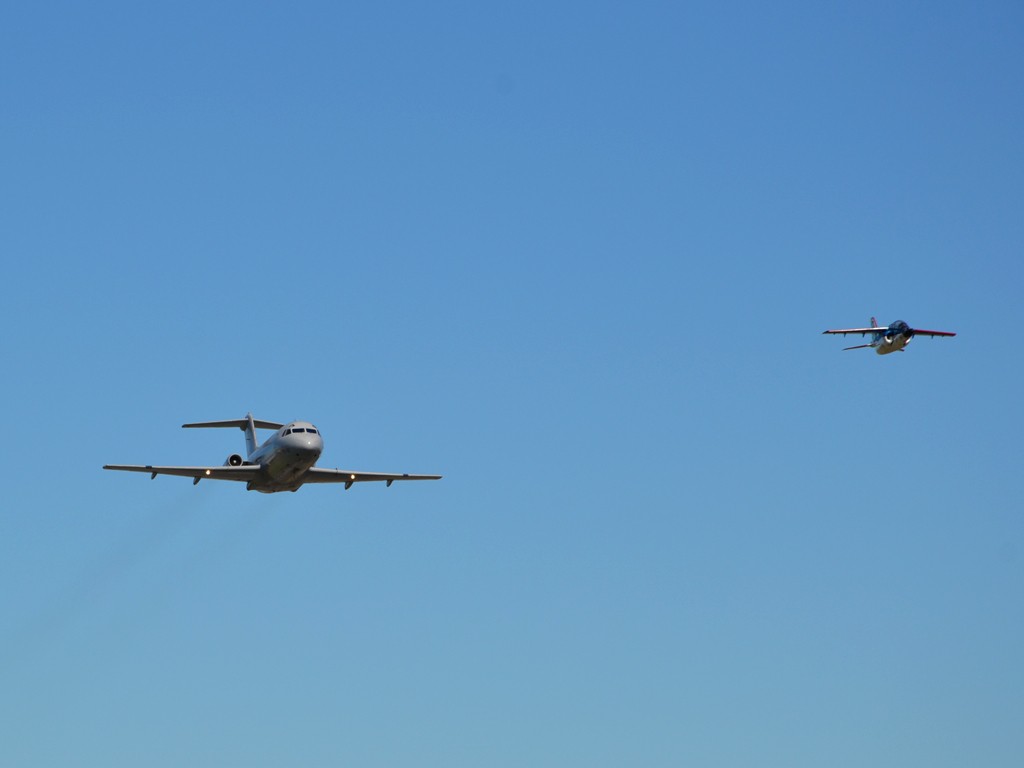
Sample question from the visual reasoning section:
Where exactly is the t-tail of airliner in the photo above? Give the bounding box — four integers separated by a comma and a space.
181, 412, 285, 458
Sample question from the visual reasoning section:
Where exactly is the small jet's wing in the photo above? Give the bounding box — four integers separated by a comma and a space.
911, 329, 957, 337
303, 467, 442, 489
103, 464, 261, 482
822, 327, 881, 337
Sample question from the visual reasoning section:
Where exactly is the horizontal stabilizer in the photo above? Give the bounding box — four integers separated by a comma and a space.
182, 418, 285, 430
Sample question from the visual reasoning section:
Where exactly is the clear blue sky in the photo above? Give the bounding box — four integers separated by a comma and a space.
2, 2, 1023, 765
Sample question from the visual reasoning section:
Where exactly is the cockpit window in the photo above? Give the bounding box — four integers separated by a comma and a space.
308, 428, 318, 434
283, 428, 292, 435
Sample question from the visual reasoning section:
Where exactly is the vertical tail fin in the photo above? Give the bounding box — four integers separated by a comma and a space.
870, 316, 879, 328
243, 412, 258, 457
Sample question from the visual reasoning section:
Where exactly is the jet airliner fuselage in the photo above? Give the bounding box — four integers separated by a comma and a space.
244, 421, 325, 492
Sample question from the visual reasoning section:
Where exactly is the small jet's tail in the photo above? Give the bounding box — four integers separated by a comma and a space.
870, 317, 879, 328
182, 413, 285, 458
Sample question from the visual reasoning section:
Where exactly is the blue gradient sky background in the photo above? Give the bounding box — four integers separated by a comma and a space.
2, 2, 1022, 765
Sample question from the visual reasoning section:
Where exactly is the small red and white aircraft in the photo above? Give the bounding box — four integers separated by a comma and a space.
822, 317, 956, 354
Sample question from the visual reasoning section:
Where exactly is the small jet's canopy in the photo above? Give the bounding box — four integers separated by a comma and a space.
888, 320, 910, 335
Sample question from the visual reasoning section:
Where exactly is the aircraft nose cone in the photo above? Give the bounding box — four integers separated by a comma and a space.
299, 435, 322, 454
287, 432, 322, 457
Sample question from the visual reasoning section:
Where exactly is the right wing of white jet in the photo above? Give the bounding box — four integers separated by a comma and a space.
302, 468, 443, 489
103, 464, 261, 483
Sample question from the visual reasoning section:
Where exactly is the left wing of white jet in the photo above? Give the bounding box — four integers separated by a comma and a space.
822, 327, 881, 337
103, 464, 261, 482
302, 468, 443, 488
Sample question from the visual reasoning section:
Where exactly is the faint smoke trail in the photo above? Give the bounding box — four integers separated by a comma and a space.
2, 488, 209, 664
140, 501, 277, 613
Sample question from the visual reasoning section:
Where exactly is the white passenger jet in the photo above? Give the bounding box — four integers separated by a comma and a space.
822, 317, 956, 354
104, 414, 442, 493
